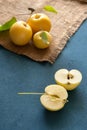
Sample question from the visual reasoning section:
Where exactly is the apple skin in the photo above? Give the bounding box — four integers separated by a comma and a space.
56, 81, 81, 91
33, 31, 52, 49
9, 21, 32, 46
27, 13, 51, 33
54, 69, 82, 91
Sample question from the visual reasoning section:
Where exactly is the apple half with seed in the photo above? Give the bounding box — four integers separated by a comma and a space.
54, 69, 82, 90
40, 84, 68, 111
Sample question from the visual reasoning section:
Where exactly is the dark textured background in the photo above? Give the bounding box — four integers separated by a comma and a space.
0, 20, 87, 130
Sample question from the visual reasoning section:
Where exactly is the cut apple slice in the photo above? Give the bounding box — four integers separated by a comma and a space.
45, 84, 68, 100
54, 69, 82, 90
40, 84, 68, 111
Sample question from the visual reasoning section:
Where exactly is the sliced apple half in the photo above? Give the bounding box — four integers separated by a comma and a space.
40, 84, 68, 111
54, 69, 82, 90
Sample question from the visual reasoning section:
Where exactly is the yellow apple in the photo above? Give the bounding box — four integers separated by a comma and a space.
33, 31, 52, 49
27, 13, 51, 33
40, 84, 68, 111
54, 69, 82, 90
9, 21, 32, 46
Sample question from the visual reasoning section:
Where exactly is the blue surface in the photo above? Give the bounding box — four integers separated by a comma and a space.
0, 20, 87, 130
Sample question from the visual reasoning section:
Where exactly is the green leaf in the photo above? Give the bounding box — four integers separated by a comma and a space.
0, 17, 17, 31
44, 5, 58, 14
40, 32, 48, 43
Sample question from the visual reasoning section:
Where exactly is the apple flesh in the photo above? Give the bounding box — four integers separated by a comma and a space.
9, 21, 32, 46
40, 84, 68, 111
54, 69, 82, 90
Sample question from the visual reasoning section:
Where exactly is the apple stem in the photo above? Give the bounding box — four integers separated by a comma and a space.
63, 99, 69, 103
18, 92, 44, 95
16, 13, 32, 16
15, 8, 35, 16
28, 8, 35, 14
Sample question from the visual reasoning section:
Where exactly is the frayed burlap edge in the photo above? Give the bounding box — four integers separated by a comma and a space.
0, 0, 87, 63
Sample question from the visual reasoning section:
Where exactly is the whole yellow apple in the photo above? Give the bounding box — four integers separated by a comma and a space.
9, 21, 32, 46
33, 31, 52, 49
27, 13, 51, 33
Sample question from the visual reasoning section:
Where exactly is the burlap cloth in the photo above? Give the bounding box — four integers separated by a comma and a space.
0, 0, 87, 63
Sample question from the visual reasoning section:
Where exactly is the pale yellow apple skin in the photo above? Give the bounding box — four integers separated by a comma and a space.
33, 31, 52, 49
40, 84, 68, 111
54, 69, 82, 91
9, 21, 32, 46
27, 13, 51, 33
55, 81, 81, 91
